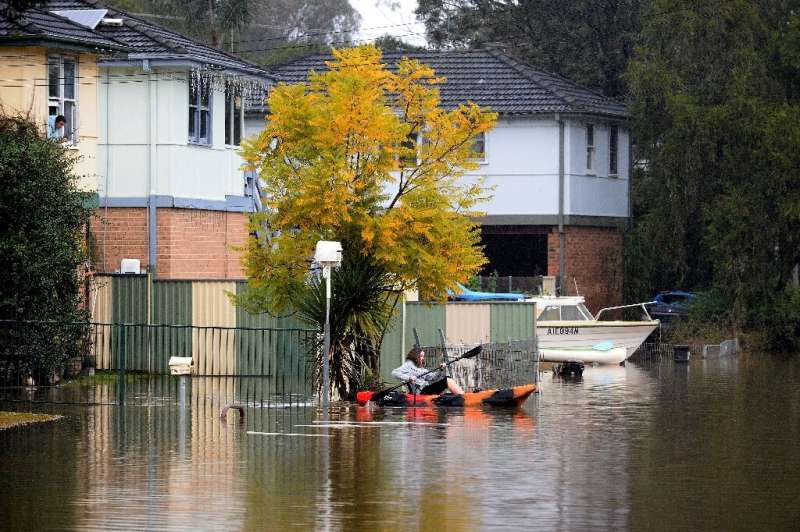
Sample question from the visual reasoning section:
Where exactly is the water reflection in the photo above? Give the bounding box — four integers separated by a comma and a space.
1, 355, 800, 530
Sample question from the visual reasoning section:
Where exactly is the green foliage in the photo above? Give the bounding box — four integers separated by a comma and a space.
373, 34, 425, 52
294, 253, 399, 399
762, 286, 800, 352
464, 275, 481, 291
0, 1, 44, 19
417, 0, 645, 97
486, 270, 499, 293
626, 0, 800, 351
0, 115, 91, 379
105, 0, 360, 63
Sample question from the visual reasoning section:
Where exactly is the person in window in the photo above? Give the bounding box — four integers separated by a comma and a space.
48, 115, 67, 141
392, 347, 465, 396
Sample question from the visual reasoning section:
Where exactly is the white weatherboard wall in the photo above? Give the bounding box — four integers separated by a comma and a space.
564, 119, 629, 218
241, 114, 631, 220
458, 117, 629, 219
461, 117, 561, 216
98, 68, 247, 203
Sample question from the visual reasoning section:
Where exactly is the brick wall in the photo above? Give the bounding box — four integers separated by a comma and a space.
90, 208, 149, 273
547, 226, 623, 313
90, 207, 249, 279
157, 209, 248, 279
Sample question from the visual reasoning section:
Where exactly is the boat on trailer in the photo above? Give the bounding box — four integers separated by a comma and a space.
528, 296, 659, 365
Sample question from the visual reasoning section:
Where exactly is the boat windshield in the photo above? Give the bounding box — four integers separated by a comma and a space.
539, 304, 593, 321
577, 303, 594, 320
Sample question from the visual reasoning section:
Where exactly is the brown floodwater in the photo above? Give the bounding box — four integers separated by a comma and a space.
1, 353, 799, 531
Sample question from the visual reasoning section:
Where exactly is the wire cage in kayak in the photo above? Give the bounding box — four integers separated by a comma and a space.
416, 337, 540, 392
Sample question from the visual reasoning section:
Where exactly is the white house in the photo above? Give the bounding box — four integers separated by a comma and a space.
35, 0, 274, 279
247, 49, 630, 310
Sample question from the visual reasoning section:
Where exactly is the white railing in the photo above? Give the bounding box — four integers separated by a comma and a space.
594, 301, 657, 321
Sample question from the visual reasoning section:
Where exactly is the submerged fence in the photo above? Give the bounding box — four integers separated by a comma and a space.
1, 319, 540, 407
420, 339, 540, 391
0, 320, 317, 406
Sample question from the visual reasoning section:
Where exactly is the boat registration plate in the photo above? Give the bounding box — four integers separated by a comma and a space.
546, 327, 579, 335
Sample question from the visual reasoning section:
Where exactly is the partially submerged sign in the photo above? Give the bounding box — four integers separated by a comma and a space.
168, 356, 193, 375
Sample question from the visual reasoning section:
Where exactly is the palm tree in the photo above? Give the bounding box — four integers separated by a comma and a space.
295, 252, 400, 400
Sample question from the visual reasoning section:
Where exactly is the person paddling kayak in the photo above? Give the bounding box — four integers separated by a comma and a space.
392, 347, 465, 396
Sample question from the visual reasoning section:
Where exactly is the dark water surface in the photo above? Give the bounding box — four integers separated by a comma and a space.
2, 354, 799, 531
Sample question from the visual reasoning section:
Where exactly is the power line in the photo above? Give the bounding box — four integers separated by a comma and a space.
100, 11, 419, 48
0, 28, 429, 63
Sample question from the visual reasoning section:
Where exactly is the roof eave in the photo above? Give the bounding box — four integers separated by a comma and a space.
0, 34, 128, 52
100, 53, 276, 79
99, 56, 274, 81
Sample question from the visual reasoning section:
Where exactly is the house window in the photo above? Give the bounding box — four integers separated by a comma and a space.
224, 88, 243, 146
470, 131, 486, 162
189, 81, 211, 144
47, 56, 77, 143
609, 125, 619, 175
585, 124, 595, 172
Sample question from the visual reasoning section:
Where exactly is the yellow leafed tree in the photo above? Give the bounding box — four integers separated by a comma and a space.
241, 45, 496, 312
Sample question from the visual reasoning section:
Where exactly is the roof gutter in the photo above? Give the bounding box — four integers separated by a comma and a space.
98, 56, 273, 81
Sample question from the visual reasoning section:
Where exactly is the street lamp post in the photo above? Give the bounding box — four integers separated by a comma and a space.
314, 241, 343, 410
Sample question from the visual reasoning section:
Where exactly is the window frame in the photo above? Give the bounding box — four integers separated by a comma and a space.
609, 124, 619, 176
539, 305, 561, 321
585, 123, 595, 174
224, 87, 243, 147
47, 55, 79, 144
188, 80, 212, 145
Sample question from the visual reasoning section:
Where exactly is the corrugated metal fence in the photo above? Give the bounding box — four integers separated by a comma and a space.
91, 275, 537, 381
91, 275, 310, 375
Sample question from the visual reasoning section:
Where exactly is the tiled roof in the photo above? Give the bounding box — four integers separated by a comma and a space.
253, 48, 627, 118
0, 4, 125, 50
2, 0, 271, 78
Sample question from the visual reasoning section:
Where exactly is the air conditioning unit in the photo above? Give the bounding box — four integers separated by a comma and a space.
120, 258, 141, 274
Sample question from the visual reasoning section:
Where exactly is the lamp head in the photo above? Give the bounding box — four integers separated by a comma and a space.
314, 240, 343, 266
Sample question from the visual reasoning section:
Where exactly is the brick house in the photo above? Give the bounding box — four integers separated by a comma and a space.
247, 50, 630, 311
2, 3, 630, 310
1, 0, 275, 279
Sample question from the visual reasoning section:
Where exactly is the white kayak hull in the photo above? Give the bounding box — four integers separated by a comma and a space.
537, 321, 659, 363
540, 346, 628, 365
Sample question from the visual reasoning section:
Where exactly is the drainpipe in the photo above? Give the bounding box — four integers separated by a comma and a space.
557, 114, 566, 296
627, 126, 633, 229
146, 60, 158, 278
146, 62, 158, 372
103, 70, 110, 272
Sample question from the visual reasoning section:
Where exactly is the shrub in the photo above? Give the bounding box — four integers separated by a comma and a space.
0, 114, 91, 381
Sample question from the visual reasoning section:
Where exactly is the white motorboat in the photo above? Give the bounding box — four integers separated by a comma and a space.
528, 296, 659, 365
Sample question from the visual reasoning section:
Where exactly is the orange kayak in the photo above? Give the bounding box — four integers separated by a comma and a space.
356, 384, 536, 408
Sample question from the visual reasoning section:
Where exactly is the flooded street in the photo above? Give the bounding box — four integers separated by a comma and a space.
2, 354, 799, 531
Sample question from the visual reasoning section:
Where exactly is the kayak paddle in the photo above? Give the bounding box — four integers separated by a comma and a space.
356, 345, 482, 406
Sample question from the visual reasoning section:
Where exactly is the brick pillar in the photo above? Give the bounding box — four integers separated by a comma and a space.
547, 226, 623, 313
